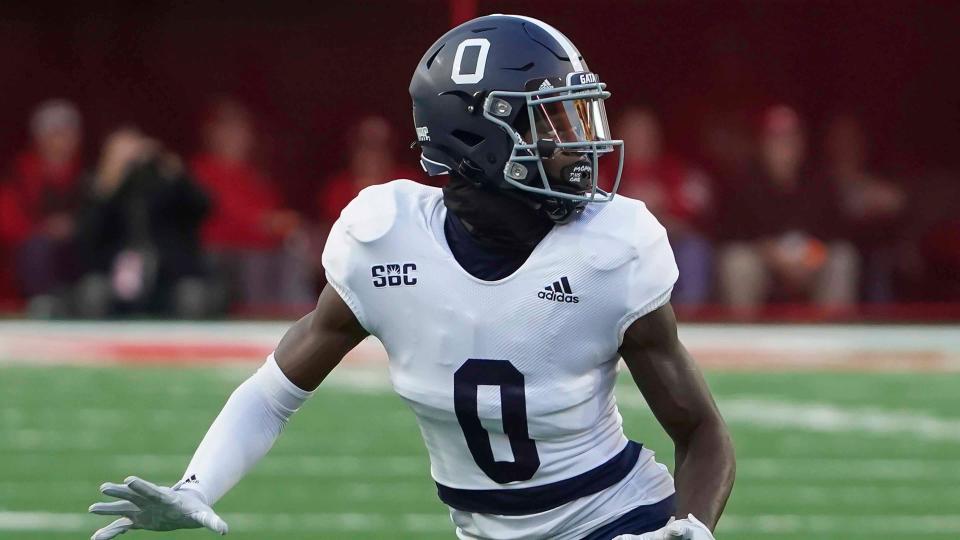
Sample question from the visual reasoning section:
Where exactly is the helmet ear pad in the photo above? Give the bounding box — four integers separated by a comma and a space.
418, 91, 523, 185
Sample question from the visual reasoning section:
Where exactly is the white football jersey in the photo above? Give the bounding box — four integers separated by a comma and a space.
323, 180, 678, 539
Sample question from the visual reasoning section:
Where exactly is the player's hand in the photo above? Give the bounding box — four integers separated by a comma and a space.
88, 476, 229, 539
613, 514, 716, 540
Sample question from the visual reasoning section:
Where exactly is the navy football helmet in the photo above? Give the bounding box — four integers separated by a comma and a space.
410, 14, 624, 222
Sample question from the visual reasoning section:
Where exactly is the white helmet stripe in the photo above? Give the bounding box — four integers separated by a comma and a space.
498, 14, 585, 72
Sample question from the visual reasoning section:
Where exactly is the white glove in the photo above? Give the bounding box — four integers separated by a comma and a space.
613, 514, 716, 540
88, 476, 229, 539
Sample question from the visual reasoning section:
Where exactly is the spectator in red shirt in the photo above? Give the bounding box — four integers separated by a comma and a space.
317, 115, 423, 224
0, 99, 84, 315
191, 98, 312, 311
616, 107, 714, 307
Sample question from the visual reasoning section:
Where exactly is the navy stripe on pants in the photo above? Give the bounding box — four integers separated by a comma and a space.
437, 441, 643, 515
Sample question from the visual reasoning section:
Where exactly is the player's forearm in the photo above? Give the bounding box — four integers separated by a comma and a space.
177, 354, 312, 505
672, 417, 736, 530
177, 289, 364, 505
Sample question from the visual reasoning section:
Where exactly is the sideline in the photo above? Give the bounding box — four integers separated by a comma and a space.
1, 321, 959, 371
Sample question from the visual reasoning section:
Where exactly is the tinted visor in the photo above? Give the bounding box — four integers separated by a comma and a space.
522, 75, 612, 150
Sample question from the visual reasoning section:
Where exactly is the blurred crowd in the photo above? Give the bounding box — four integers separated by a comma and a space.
1, 97, 958, 319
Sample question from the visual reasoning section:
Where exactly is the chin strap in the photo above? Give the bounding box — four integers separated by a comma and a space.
511, 154, 593, 224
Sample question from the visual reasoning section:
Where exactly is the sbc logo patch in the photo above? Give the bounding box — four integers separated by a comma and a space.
371, 263, 417, 288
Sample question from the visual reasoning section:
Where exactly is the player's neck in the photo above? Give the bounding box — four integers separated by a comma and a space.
442, 212, 539, 281
442, 175, 553, 253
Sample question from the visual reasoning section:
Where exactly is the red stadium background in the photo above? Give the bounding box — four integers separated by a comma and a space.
1, 0, 958, 319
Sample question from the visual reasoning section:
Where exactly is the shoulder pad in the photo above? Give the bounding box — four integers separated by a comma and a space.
577, 195, 667, 271
338, 179, 433, 244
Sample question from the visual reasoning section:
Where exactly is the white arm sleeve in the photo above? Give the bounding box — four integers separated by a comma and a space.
176, 353, 312, 505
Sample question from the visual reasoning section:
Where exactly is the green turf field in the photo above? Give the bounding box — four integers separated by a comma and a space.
2, 364, 959, 539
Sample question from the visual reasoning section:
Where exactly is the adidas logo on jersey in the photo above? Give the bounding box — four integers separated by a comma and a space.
538, 79, 554, 90
537, 276, 579, 303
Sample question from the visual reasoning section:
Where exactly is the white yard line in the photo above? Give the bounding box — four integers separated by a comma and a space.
4, 475, 960, 498
3, 511, 960, 534
0, 511, 93, 531
3, 382, 959, 452
615, 393, 960, 442
719, 398, 960, 441
725, 398, 960, 442
3, 454, 959, 483
737, 458, 960, 480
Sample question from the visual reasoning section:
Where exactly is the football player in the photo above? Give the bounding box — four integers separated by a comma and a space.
89, 14, 734, 540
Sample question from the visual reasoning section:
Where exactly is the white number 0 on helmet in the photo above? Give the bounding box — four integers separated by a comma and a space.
451, 38, 490, 84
